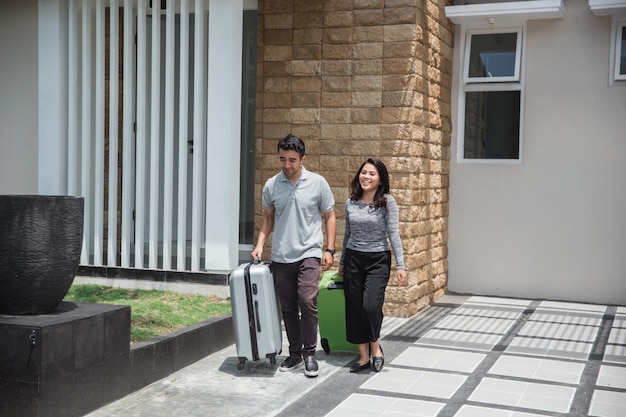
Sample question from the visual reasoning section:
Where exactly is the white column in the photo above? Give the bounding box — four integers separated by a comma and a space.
204, 0, 243, 271
38, 0, 69, 195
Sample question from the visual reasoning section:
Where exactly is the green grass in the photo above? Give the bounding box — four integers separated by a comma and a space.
63, 284, 231, 343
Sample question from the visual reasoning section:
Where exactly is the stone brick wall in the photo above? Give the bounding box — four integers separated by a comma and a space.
255, 0, 454, 317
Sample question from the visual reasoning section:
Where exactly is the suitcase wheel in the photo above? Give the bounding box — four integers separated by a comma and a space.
321, 338, 330, 354
270, 357, 276, 365
237, 358, 246, 370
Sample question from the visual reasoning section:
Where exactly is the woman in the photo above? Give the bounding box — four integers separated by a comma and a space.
338, 157, 408, 373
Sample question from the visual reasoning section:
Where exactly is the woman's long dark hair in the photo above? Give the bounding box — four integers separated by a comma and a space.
349, 157, 390, 209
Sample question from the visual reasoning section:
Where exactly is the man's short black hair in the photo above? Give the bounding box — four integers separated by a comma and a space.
277, 134, 306, 158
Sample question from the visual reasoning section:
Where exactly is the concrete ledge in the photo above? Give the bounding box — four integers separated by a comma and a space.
0, 304, 234, 417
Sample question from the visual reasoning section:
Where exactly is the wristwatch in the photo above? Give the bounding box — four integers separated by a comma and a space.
325, 248, 335, 255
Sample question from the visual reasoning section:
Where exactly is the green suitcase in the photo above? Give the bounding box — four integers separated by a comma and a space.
318, 270, 359, 354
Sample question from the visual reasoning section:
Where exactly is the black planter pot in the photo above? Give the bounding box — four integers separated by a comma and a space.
0, 195, 84, 315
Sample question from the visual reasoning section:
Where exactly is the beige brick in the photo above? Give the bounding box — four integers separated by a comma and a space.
323, 11, 353, 27
293, 12, 323, 28
322, 0, 353, 11
293, 28, 323, 44
384, 24, 420, 42
350, 139, 381, 155
321, 108, 351, 123
321, 60, 352, 76
353, 42, 383, 59
262, 108, 291, 123
322, 44, 353, 60
264, 45, 292, 61
263, 77, 291, 92
292, 60, 321, 76
292, 92, 321, 108
351, 107, 381, 124
384, 41, 418, 58
321, 123, 352, 139
291, 108, 321, 124
322, 75, 352, 92
322, 91, 351, 107
382, 90, 416, 107
350, 123, 381, 139
354, 9, 384, 26
293, 44, 321, 60
352, 91, 382, 107
352, 74, 382, 91
323, 27, 353, 43
263, 61, 290, 77
353, 58, 383, 75
384, 7, 418, 25
353, 26, 384, 42
292, 77, 321, 92
263, 93, 291, 109
354, 0, 384, 9
264, 29, 292, 45
294, 0, 322, 13
264, 14, 293, 30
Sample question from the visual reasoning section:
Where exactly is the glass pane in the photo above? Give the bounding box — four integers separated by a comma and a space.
618, 26, 626, 75
464, 91, 520, 159
468, 33, 518, 78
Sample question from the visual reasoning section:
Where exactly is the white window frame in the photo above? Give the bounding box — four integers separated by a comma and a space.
463, 28, 523, 84
457, 25, 526, 164
611, 18, 626, 83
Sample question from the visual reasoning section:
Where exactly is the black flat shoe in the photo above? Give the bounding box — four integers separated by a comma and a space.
372, 347, 384, 372
350, 361, 371, 373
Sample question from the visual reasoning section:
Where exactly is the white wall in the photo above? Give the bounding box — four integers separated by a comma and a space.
448, 1, 626, 305
0, 0, 39, 194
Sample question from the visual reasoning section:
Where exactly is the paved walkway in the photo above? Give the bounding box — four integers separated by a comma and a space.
87, 295, 626, 417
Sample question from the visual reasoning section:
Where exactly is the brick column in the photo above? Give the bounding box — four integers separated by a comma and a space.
256, 0, 454, 317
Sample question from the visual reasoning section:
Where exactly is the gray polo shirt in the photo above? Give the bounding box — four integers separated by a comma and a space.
262, 166, 335, 263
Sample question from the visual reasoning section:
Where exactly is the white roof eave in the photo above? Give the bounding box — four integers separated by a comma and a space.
445, 0, 567, 25
589, 0, 626, 16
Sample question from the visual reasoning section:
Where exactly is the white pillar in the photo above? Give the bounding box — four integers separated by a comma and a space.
204, 0, 243, 271
38, 0, 69, 195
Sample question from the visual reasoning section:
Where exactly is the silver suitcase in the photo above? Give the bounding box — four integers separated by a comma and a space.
230, 259, 282, 370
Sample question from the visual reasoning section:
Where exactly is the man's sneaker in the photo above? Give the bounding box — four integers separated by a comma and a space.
304, 356, 319, 377
279, 356, 303, 372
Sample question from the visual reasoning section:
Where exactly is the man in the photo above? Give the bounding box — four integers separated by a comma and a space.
251, 134, 336, 378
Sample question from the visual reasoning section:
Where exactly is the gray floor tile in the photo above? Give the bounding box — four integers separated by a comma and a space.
418, 329, 503, 351
506, 336, 593, 360
603, 343, 626, 364
326, 393, 445, 417
589, 389, 626, 417
608, 327, 626, 344
392, 346, 486, 373
597, 365, 626, 389
469, 378, 575, 413
436, 315, 517, 334
488, 355, 584, 384
538, 301, 607, 313
362, 367, 467, 399
454, 405, 547, 417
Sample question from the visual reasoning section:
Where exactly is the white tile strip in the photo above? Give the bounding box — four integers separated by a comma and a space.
488, 355, 585, 384
325, 393, 444, 417
469, 377, 576, 413
588, 390, 626, 417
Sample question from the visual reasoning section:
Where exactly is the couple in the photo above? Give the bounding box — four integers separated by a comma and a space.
251, 134, 408, 378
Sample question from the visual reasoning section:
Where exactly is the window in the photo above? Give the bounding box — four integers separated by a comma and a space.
460, 28, 524, 162
614, 20, 626, 81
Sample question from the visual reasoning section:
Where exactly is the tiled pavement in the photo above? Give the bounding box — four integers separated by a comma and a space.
89, 295, 626, 417
324, 296, 626, 417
